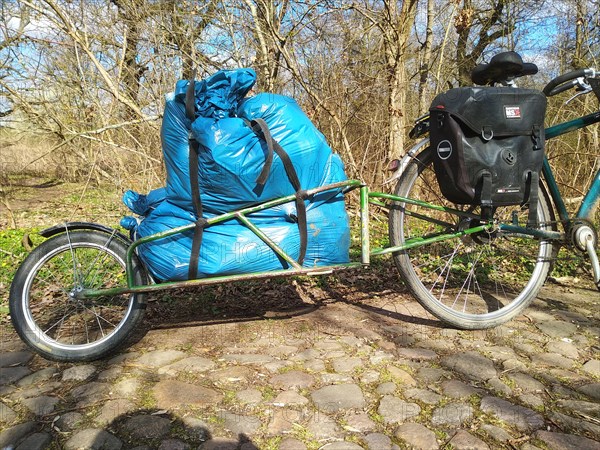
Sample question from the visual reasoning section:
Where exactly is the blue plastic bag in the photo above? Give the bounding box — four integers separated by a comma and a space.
123, 193, 349, 281
174, 68, 257, 119
132, 200, 301, 281
122, 188, 166, 215
123, 68, 351, 281
190, 93, 342, 214
162, 69, 257, 211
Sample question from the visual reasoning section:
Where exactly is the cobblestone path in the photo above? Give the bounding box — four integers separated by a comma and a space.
1, 283, 599, 449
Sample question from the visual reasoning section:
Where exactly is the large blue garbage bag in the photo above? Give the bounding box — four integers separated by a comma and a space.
123, 68, 351, 281
162, 69, 257, 210
190, 93, 340, 214
163, 82, 343, 214
122, 193, 350, 281
130, 200, 299, 281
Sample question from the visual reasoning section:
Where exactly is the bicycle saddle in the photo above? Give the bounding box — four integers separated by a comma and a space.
471, 51, 538, 85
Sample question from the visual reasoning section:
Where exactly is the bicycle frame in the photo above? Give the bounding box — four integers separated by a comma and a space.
79, 179, 495, 299
543, 110, 600, 224
80, 111, 600, 300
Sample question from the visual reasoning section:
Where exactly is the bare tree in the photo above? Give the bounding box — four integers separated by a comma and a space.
353, 0, 418, 163
0, 3, 30, 119
156, 0, 221, 80
239, 0, 290, 91
0, 0, 595, 202
454, 0, 513, 86
417, 0, 435, 113
110, 0, 150, 120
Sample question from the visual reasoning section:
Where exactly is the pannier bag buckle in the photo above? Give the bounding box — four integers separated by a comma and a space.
481, 126, 494, 141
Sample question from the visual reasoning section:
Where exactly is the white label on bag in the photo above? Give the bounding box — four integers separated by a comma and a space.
497, 187, 521, 194
437, 140, 452, 160
505, 106, 521, 119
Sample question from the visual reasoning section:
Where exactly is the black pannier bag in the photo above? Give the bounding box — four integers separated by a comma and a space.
429, 87, 546, 225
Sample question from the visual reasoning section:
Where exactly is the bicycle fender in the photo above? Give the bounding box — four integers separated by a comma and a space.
39, 222, 131, 243
384, 138, 430, 185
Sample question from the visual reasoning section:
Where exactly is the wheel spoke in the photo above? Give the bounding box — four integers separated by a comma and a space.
81, 233, 117, 288
43, 305, 78, 335
454, 249, 483, 312
65, 228, 83, 286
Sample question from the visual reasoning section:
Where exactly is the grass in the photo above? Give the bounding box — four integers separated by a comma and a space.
253, 436, 282, 450
1, 166, 594, 317
0, 174, 132, 312
0, 228, 44, 310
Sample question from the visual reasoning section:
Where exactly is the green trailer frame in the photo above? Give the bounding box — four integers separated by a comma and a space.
78, 178, 563, 300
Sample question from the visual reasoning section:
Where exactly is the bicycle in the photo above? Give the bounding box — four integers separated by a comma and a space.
388, 63, 599, 331
8, 52, 600, 362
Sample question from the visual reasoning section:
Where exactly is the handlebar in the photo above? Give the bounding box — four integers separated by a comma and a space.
543, 68, 597, 97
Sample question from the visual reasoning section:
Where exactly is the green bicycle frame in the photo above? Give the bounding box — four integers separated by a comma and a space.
542, 111, 600, 225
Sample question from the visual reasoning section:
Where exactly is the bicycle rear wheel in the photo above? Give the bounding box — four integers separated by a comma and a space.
389, 146, 554, 329
9, 230, 148, 361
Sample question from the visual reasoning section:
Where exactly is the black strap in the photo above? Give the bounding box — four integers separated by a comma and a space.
185, 70, 196, 122
479, 171, 493, 223
247, 119, 274, 186
185, 71, 207, 280
247, 118, 308, 265
480, 171, 493, 208
532, 125, 543, 151
188, 138, 209, 279
526, 171, 539, 228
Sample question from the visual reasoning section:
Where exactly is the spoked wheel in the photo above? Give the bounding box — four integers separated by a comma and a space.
389, 147, 555, 329
9, 230, 148, 361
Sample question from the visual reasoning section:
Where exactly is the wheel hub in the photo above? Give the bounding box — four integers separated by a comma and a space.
458, 217, 494, 245
68, 286, 85, 301
569, 220, 598, 252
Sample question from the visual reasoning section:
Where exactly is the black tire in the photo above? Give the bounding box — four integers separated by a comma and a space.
9, 230, 148, 362
389, 147, 554, 329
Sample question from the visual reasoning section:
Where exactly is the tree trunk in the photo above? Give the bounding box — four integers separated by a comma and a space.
455, 0, 511, 86
243, 0, 288, 92
418, 0, 435, 114
384, 0, 418, 162
112, 0, 148, 121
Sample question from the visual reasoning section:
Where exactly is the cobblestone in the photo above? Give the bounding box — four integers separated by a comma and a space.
0, 284, 598, 448
394, 423, 438, 449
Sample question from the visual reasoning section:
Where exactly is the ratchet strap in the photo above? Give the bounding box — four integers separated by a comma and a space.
186, 74, 308, 278
246, 118, 308, 265
186, 71, 209, 280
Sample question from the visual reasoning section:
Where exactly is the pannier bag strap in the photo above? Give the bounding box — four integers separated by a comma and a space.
525, 171, 539, 228
480, 171, 493, 208
532, 125, 542, 151
185, 70, 208, 280
246, 118, 308, 265
479, 171, 493, 222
